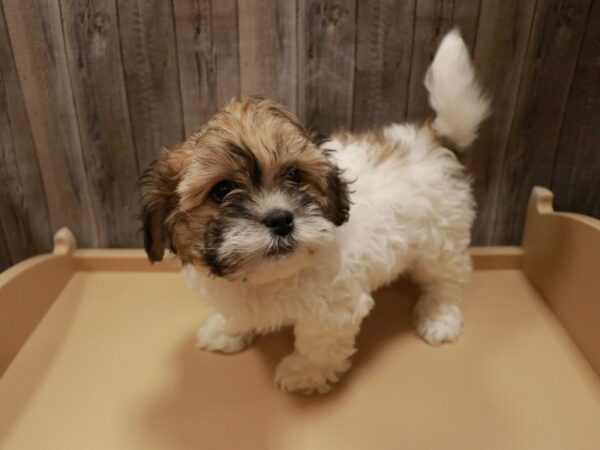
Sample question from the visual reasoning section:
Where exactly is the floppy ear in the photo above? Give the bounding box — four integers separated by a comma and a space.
139, 153, 177, 262
323, 161, 351, 226
310, 134, 351, 226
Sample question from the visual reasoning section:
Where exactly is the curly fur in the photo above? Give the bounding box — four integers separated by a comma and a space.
142, 30, 490, 395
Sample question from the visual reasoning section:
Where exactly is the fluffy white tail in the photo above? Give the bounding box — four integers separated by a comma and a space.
425, 29, 490, 150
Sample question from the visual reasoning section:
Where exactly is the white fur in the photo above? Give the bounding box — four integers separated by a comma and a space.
187, 30, 489, 394
425, 29, 490, 149
196, 313, 254, 353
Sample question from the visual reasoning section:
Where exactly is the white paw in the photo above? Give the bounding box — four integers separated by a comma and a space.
414, 303, 463, 346
196, 314, 253, 354
275, 352, 351, 395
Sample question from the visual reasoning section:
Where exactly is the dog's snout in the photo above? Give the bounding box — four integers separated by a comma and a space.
263, 209, 294, 236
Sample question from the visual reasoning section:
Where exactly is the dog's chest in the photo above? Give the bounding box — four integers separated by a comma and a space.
185, 266, 309, 330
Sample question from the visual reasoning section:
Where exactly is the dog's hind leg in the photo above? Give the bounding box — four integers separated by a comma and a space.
411, 250, 472, 345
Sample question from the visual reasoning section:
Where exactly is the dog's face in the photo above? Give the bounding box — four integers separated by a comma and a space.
140, 97, 349, 283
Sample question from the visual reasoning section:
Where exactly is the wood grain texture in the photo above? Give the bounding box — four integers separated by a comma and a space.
406, 0, 481, 122
0, 225, 9, 271
2, 0, 99, 248
466, 0, 537, 245
116, 0, 185, 171
595, 180, 600, 219
452, 0, 481, 47
298, 0, 357, 133
60, 0, 140, 246
596, 176, 600, 219
0, 2, 52, 269
174, 0, 240, 136
551, 0, 600, 218
493, 0, 593, 244
2, 0, 600, 269
352, 0, 415, 130
238, 0, 297, 111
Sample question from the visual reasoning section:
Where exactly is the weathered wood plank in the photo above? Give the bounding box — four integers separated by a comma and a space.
1, 0, 600, 263
0, 2, 52, 267
493, 0, 593, 244
174, 0, 240, 136
238, 0, 297, 112
60, 0, 140, 246
298, 0, 357, 133
452, 0, 481, 47
406, 0, 481, 122
551, 0, 600, 218
352, 0, 415, 130
595, 184, 600, 218
2, 0, 99, 247
406, 0, 453, 122
116, 0, 185, 171
0, 224, 10, 271
466, 0, 537, 245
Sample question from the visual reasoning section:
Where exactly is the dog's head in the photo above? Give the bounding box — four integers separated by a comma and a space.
140, 97, 350, 283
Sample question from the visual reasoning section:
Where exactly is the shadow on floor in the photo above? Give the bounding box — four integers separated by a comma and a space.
143, 278, 420, 449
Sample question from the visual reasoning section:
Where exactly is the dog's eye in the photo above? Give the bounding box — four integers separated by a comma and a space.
286, 168, 302, 183
210, 180, 235, 203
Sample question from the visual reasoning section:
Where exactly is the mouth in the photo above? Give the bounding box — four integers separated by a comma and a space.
264, 236, 296, 258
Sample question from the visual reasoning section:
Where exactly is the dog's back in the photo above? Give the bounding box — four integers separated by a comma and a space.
329, 30, 490, 294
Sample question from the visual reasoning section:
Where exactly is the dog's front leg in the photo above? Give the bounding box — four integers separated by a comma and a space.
196, 312, 255, 354
275, 319, 360, 395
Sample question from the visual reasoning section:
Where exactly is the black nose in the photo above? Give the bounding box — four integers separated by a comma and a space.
263, 209, 294, 236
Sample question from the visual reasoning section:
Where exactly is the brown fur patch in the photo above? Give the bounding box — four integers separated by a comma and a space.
422, 117, 462, 157
332, 129, 409, 166
139, 97, 350, 267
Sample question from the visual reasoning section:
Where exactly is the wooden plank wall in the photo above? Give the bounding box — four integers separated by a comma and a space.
1, 0, 599, 270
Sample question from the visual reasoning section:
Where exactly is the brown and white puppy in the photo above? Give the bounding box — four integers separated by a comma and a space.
140, 30, 489, 394
141, 97, 349, 283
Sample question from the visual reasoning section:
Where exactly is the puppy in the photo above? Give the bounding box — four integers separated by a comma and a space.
140, 30, 489, 394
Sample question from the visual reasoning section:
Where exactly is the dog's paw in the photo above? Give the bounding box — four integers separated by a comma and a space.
414, 303, 463, 346
196, 314, 253, 354
275, 352, 351, 395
